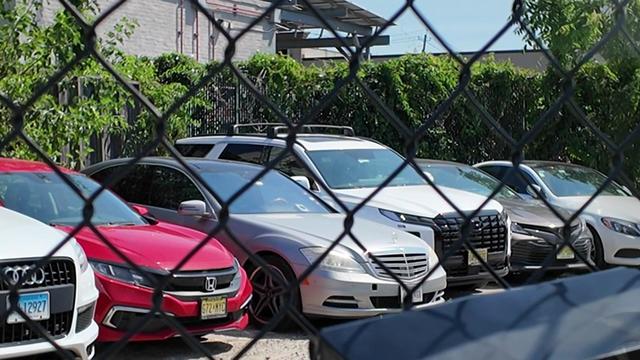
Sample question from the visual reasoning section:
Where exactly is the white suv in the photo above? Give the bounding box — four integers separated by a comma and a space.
0, 207, 99, 359
176, 124, 511, 287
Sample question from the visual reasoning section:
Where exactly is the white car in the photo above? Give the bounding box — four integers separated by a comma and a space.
0, 207, 99, 359
175, 124, 510, 288
475, 160, 640, 268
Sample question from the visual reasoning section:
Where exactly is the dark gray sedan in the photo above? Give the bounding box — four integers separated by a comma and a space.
417, 159, 593, 273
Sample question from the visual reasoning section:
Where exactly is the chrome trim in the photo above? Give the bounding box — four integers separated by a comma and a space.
240, 294, 253, 310
102, 306, 174, 329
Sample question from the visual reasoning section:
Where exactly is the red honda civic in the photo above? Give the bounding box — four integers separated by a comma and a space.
0, 158, 252, 342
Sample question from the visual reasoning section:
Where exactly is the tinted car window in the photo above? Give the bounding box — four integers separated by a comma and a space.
175, 144, 215, 157
267, 147, 316, 188
219, 144, 265, 165
148, 166, 204, 210
480, 165, 535, 194
90, 165, 152, 205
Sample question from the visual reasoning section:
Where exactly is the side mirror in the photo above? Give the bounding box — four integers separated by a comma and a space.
178, 200, 211, 218
526, 184, 543, 199
131, 204, 149, 216
291, 176, 311, 190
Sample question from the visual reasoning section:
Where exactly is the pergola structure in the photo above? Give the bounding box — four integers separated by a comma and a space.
268, 0, 392, 59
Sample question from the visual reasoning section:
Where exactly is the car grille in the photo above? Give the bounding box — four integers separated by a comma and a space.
370, 292, 437, 309
0, 259, 75, 291
512, 237, 591, 266
434, 214, 507, 256
1, 311, 73, 345
369, 252, 429, 280
0, 259, 76, 345
163, 266, 236, 292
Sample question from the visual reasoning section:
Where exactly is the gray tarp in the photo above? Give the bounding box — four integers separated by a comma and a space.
313, 268, 640, 360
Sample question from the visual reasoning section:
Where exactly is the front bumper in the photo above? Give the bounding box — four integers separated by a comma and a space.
511, 235, 592, 272
599, 225, 640, 266
94, 268, 252, 342
0, 266, 99, 360
294, 264, 447, 318
0, 321, 99, 360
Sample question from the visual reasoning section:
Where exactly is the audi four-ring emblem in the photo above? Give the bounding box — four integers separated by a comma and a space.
2, 266, 46, 286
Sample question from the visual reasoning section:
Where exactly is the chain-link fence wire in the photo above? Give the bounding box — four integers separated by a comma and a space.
1, 0, 640, 358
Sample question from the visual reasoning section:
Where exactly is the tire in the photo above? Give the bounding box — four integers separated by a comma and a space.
587, 226, 607, 270
245, 255, 300, 331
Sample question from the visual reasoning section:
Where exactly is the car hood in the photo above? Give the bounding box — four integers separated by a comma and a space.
1, 208, 76, 260
56, 222, 234, 272
334, 185, 503, 217
234, 213, 431, 258
553, 195, 640, 223
499, 198, 570, 228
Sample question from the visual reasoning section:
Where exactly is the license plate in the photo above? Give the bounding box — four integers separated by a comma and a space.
6, 292, 50, 324
400, 286, 424, 304
468, 248, 488, 266
201, 296, 227, 320
557, 246, 575, 260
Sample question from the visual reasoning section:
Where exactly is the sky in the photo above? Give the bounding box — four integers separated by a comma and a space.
348, 0, 527, 55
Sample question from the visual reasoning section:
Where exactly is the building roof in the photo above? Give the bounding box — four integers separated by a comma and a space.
276, 0, 390, 35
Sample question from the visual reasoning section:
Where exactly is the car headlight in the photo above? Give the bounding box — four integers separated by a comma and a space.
90, 261, 155, 287
602, 217, 640, 237
71, 240, 89, 273
510, 222, 529, 235
379, 209, 434, 226
300, 247, 365, 273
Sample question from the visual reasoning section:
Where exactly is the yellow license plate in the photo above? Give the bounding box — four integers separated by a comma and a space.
201, 296, 227, 320
557, 246, 575, 260
468, 248, 488, 266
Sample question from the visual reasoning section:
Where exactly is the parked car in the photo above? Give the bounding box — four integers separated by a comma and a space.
0, 158, 252, 342
174, 124, 510, 288
83, 158, 447, 329
475, 160, 640, 268
0, 207, 98, 359
417, 159, 592, 273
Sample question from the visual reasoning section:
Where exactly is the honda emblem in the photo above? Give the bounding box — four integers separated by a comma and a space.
204, 277, 217, 292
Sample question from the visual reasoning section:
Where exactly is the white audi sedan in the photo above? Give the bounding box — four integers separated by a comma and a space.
476, 160, 640, 268
0, 207, 99, 359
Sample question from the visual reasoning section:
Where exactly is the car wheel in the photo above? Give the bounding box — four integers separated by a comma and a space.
247, 255, 300, 331
587, 227, 607, 270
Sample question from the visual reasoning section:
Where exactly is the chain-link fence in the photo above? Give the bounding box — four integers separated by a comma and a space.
1, 0, 640, 359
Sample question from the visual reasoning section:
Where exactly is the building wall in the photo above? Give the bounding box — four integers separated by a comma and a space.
38, 0, 276, 62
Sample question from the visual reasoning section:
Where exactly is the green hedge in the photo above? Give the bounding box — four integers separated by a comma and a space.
235, 53, 640, 186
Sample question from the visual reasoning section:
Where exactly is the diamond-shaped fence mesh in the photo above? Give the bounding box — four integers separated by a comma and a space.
1, 0, 639, 358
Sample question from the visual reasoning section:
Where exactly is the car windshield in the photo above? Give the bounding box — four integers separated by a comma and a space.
307, 149, 426, 189
421, 163, 521, 200
200, 167, 331, 214
532, 165, 629, 197
0, 172, 146, 227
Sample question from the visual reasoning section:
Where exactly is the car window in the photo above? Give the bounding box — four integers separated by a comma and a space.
267, 146, 316, 188
480, 165, 535, 194
307, 149, 426, 189
219, 144, 265, 165
200, 166, 330, 214
90, 165, 152, 205
0, 172, 146, 226
175, 144, 215, 157
148, 166, 205, 210
532, 165, 628, 197
422, 164, 521, 200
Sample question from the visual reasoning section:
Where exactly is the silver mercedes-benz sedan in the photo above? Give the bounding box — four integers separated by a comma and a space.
83, 158, 446, 329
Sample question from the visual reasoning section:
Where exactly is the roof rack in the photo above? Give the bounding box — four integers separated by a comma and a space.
226, 123, 356, 138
